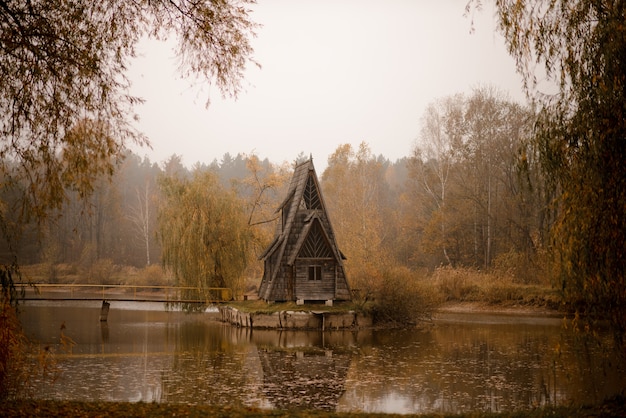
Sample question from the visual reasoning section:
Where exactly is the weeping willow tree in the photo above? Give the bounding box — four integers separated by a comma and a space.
468, 0, 626, 343
158, 170, 252, 304
1, 0, 257, 398
1, 0, 258, 258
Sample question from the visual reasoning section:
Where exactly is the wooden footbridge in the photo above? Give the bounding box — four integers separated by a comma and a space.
15, 283, 232, 304
16, 283, 233, 321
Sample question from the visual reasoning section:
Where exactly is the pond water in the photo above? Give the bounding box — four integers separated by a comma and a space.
18, 301, 626, 414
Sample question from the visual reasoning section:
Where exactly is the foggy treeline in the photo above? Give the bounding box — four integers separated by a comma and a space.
4, 88, 550, 287
1, 152, 279, 284
325, 88, 550, 293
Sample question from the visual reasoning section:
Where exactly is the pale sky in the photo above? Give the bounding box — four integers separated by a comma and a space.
127, 0, 526, 170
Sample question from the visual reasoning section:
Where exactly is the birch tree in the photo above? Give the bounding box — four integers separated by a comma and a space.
410, 95, 464, 266
468, 0, 626, 341
128, 181, 153, 267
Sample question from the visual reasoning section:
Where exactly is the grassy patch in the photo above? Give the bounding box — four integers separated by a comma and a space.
433, 266, 562, 310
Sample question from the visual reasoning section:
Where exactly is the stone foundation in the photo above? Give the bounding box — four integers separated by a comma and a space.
218, 306, 372, 330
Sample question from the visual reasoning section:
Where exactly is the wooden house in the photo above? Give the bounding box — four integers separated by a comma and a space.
258, 158, 351, 303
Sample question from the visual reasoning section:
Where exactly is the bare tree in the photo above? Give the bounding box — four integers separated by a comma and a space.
468, 0, 626, 340
128, 181, 152, 267
411, 95, 464, 265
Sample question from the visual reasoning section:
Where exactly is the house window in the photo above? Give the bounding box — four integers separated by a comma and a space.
308, 265, 322, 281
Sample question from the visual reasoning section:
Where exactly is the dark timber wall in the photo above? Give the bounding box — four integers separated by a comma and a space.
258, 158, 351, 302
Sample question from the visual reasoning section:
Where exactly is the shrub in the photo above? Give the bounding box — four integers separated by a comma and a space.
55, 264, 79, 284
493, 250, 550, 285
77, 244, 96, 277
118, 266, 139, 286
138, 264, 168, 286
88, 259, 116, 285
348, 267, 381, 308
433, 266, 480, 301
17, 264, 45, 282
370, 267, 441, 326
431, 265, 562, 309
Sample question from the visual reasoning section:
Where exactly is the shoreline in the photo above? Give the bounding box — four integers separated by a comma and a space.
216, 300, 564, 330
435, 300, 564, 318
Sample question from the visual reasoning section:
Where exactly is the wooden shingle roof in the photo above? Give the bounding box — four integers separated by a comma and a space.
258, 157, 348, 300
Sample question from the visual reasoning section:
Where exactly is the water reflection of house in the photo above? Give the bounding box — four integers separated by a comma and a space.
257, 348, 352, 411
258, 158, 351, 303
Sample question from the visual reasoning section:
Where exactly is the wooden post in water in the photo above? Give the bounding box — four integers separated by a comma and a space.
99, 300, 110, 322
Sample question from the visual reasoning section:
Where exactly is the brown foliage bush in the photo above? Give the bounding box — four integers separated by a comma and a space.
53, 264, 79, 284
433, 265, 561, 308
88, 259, 117, 285
370, 267, 441, 326
137, 265, 169, 287
492, 250, 551, 285
433, 266, 480, 301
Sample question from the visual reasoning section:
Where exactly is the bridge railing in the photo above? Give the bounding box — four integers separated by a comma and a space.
15, 283, 233, 304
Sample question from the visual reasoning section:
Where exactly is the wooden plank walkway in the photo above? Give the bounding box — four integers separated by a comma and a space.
14, 283, 232, 304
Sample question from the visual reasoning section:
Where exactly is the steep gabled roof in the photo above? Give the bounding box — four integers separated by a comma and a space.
260, 158, 344, 283
287, 213, 341, 265
259, 234, 282, 261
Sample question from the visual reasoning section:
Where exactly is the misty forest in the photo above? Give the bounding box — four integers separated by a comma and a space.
1, 0, 625, 414
0, 80, 622, 330
1, 87, 546, 293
